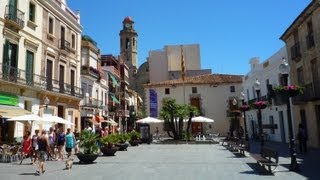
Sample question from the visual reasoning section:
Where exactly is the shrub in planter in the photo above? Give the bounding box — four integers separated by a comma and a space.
77, 131, 99, 163
116, 134, 130, 151
100, 134, 119, 156
128, 130, 141, 146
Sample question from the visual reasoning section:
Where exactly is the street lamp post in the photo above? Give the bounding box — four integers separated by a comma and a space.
254, 79, 264, 147
279, 58, 300, 172
232, 98, 238, 138
240, 92, 249, 141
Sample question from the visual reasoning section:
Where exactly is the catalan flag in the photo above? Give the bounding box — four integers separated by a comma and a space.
181, 45, 186, 81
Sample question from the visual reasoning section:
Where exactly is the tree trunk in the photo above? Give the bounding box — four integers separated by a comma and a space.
178, 117, 184, 139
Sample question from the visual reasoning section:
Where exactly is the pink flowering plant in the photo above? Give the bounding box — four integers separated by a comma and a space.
239, 104, 250, 112
274, 85, 304, 97
253, 101, 267, 109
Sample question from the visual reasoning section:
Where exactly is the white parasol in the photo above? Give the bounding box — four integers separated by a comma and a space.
191, 116, 214, 123
136, 117, 164, 124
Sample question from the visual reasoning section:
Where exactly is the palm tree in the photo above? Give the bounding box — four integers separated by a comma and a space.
160, 98, 198, 140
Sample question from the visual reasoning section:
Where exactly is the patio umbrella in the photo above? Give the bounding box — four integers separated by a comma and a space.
136, 117, 164, 124
7, 114, 43, 122
42, 115, 74, 125
105, 119, 118, 126
191, 116, 214, 123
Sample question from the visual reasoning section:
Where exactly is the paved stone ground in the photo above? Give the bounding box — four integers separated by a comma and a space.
0, 144, 309, 180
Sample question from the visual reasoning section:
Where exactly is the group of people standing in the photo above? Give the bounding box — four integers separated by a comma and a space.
20, 127, 77, 175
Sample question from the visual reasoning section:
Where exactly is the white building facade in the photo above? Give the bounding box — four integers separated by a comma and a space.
144, 74, 243, 135
243, 47, 292, 143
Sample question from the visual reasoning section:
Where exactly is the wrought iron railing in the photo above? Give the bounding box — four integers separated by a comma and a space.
59, 39, 71, 52
5, 5, 25, 28
0, 63, 82, 98
80, 97, 103, 108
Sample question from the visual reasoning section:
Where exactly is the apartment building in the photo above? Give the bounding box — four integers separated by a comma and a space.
280, 0, 320, 148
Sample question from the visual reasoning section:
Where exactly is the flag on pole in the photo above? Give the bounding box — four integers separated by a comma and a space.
181, 45, 186, 81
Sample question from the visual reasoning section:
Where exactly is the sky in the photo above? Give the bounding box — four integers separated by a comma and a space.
68, 0, 311, 75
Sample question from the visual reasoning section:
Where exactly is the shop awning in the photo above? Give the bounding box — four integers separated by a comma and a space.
109, 73, 119, 87
110, 94, 120, 104
0, 105, 32, 118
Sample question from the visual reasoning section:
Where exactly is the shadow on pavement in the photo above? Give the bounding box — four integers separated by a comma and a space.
73, 161, 97, 165
244, 163, 275, 176
19, 172, 36, 176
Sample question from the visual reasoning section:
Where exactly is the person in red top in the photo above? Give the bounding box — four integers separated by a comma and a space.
20, 131, 32, 165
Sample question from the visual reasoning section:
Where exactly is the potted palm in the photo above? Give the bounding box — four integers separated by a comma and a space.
100, 134, 119, 156
128, 130, 141, 146
77, 131, 99, 164
116, 134, 130, 151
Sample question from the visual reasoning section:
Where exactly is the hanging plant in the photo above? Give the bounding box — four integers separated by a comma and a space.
253, 101, 267, 109
274, 85, 304, 98
239, 104, 250, 112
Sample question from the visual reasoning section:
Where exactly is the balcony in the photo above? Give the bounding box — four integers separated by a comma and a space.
59, 39, 71, 52
80, 97, 103, 108
292, 82, 320, 104
81, 66, 100, 79
103, 66, 120, 79
0, 63, 82, 98
290, 43, 301, 62
4, 5, 25, 30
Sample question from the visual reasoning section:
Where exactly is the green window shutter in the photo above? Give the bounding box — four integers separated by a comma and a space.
9, 0, 17, 19
26, 50, 34, 85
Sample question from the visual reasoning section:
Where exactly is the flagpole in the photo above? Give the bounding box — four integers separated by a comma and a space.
181, 45, 187, 144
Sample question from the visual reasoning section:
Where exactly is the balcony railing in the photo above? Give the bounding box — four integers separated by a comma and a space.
5, 5, 25, 29
81, 66, 99, 79
59, 39, 71, 52
0, 63, 82, 98
292, 82, 320, 104
80, 97, 103, 108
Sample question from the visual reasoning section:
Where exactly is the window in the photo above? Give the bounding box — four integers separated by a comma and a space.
297, 67, 304, 85
71, 33, 76, 49
133, 38, 135, 46
246, 89, 250, 101
48, 17, 54, 34
192, 87, 197, 94
126, 38, 130, 49
230, 86, 235, 93
165, 88, 170, 95
306, 20, 315, 49
29, 3, 35, 22
81, 82, 87, 96
88, 85, 93, 97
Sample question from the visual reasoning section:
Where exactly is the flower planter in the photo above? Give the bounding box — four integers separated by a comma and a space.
76, 153, 99, 164
253, 101, 267, 110
100, 145, 119, 156
274, 85, 304, 98
239, 105, 250, 112
116, 143, 129, 151
129, 140, 139, 146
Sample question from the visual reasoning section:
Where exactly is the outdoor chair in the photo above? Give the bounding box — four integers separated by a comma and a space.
1, 145, 20, 163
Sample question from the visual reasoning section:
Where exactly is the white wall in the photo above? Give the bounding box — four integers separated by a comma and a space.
145, 82, 242, 135
243, 47, 291, 142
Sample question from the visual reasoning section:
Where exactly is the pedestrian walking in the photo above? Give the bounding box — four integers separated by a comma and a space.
48, 127, 56, 160
297, 123, 308, 154
20, 131, 32, 165
65, 128, 76, 158
31, 129, 39, 165
56, 128, 65, 160
35, 130, 50, 176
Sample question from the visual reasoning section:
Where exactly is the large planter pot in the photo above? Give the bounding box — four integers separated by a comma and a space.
116, 143, 129, 151
100, 145, 119, 156
76, 153, 99, 164
129, 140, 139, 146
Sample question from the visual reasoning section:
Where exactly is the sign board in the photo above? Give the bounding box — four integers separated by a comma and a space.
149, 89, 158, 117
0, 93, 18, 106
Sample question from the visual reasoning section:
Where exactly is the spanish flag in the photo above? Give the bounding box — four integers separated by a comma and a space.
181, 45, 186, 81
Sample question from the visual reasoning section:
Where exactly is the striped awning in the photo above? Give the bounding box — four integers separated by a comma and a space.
109, 73, 119, 86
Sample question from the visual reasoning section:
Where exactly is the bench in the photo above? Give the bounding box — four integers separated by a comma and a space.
231, 140, 249, 156
251, 147, 279, 173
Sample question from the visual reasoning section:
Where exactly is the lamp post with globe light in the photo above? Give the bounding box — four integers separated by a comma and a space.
44, 96, 50, 111
279, 57, 300, 172
254, 79, 264, 147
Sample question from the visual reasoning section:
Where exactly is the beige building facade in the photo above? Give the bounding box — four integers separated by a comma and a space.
280, 0, 320, 148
